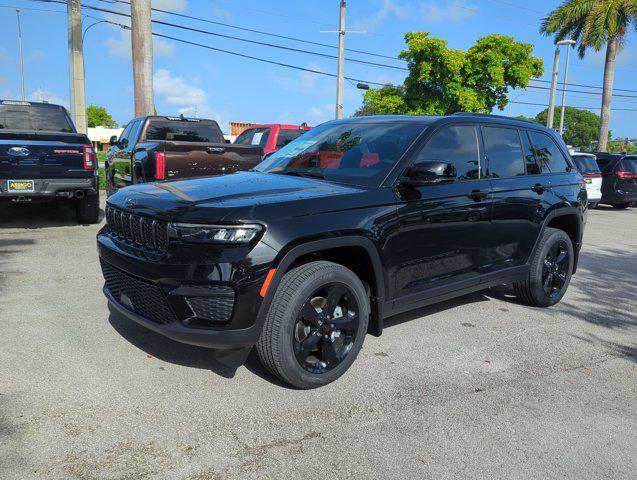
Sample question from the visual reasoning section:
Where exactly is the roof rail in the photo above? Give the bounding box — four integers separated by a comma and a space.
452, 111, 538, 125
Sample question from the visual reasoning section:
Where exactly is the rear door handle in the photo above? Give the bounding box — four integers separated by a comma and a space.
531, 184, 547, 194
207, 146, 226, 154
467, 189, 488, 201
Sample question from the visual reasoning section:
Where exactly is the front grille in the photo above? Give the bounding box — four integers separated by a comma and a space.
184, 285, 235, 327
105, 205, 169, 254
101, 260, 177, 325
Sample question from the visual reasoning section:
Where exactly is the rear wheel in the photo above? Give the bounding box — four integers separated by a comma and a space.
76, 191, 100, 224
611, 203, 630, 209
514, 227, 573, 307
256, 261, 369, 389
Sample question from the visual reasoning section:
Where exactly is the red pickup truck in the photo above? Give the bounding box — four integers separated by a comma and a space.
234, 124, 311, 155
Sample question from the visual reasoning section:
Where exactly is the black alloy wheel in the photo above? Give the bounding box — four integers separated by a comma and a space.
293, 283, 360, 374
541, 240, 569, 299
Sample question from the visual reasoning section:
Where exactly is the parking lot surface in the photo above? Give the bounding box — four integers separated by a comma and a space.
1, 200, 635, 479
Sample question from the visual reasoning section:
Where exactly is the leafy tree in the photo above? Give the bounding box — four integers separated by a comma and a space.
515, 115, 539, 123
541, 1, 637, 151
86, 105, 117, 128
535, 107, 604, 148
355, 32, 543, 116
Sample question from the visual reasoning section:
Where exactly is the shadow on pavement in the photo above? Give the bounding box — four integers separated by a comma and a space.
0, 200, 104, 229
107, 304, 286, 386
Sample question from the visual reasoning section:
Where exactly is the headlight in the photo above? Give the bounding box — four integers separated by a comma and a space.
168, 223, 263, 244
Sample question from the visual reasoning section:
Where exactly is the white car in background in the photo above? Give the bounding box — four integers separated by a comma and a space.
571, 152, 603, 208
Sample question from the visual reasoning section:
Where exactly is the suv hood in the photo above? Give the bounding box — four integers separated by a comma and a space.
107, 171, 371, 220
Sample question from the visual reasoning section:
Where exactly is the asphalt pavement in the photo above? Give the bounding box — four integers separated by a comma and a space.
0, 199, 635, 479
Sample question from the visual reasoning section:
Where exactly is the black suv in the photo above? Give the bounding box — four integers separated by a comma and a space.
98, 114, 586, 388
591, 152, 637, 208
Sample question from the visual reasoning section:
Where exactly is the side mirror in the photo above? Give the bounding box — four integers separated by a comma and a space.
401, 161, 456, 186
109, 135, 119, 147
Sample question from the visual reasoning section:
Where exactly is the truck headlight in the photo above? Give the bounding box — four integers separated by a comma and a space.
168, 223, 263, 244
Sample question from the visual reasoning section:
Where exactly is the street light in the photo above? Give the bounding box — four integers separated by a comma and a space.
546, 39, 576, 130
82, 19, 107, 42
558, 39, 576, 135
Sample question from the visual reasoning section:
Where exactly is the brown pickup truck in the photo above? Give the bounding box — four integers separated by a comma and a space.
105, 116, 262, 195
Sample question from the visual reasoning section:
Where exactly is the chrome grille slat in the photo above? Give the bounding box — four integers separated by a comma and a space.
105, 205, 168, 254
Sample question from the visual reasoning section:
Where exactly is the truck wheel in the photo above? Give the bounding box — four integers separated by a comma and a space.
514, 227, 573, 307
611, 203, 629, 209
256, 261, 369, 389
76, 191, 100, 224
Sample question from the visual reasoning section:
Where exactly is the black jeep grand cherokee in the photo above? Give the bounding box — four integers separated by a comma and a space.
98, 114, 586, 388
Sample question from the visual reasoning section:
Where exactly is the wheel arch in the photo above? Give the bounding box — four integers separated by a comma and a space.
258, 236, 386, 337
537, 207, 584, 273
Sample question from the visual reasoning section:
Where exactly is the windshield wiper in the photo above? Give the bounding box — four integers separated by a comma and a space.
270, 170, 325, 179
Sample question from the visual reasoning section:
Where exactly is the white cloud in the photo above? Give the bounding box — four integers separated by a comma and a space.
211, 6, 233, 19
351, 0, 410, 32
268, 64, 326, 94
306, 103, 335, 125
105, 31, 174, 59
154, 68, 208, 111
29, 88, 68, 107
419, 1, 477, 23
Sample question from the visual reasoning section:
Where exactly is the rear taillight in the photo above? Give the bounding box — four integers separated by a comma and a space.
582, 173, 602, 178
82, 144, 95, 170
155, 151, 166, 180
616, 170, 637, 179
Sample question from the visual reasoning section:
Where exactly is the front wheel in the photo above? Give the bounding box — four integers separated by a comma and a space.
256, 261, 369, 389
514, 227, 574, 307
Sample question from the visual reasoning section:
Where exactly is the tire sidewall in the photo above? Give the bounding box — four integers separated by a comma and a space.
530, 229, 574, 307
273, 265, 369, 389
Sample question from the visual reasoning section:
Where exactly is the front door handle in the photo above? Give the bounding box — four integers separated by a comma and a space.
467, 189, 488, 201
531, 184, 547, 194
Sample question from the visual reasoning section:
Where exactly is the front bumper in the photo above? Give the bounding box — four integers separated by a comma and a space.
98, 229, 276, 349
0, 177, 97, 198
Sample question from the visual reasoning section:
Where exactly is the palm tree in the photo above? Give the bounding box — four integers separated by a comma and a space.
540, 0, 637, 151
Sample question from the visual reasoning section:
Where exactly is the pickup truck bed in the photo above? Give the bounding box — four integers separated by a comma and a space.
106, 116, 262, 194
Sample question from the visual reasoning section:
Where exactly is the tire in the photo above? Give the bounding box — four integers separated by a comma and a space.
76, 191, 100, 224
611, 203, 629, 209
256, 261, 370, 389
588, 202, 598, 209
514, 227, 574, 307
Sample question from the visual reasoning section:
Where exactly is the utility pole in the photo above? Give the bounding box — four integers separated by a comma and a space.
558, 40, 576, 135
335, 0, 346, 120
67, 0, 87, 133
546, 46, 560, 130
16, 9, 25, 101
131, 0, 154, 116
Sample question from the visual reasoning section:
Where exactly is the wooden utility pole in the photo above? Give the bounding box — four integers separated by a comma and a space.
335, 0, 346, 120
67, 0, 87, 133
131, 0, 154, 116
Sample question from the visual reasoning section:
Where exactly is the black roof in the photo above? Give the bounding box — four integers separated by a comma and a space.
0, 99, 65, 109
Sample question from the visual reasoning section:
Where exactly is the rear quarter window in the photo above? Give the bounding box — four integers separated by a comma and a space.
528, 130, 571, 173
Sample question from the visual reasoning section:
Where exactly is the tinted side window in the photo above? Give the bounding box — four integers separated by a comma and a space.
483, 126, 525, 177
128, 120, 143, 146
235, 127, 270, 148
528, 131, 570, 173
118, 122, 133, 147
276, 129, 302, 148
416, 125, 481, 180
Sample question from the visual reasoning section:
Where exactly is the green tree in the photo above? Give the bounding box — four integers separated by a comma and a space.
356, 32, 543, 116
86, 104, 117, 128
541, 1, 637, 151
535, 107, 604, 148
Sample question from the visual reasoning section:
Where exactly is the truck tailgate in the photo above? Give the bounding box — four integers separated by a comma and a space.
161, 141, 263, 179
0, 131, 90, 178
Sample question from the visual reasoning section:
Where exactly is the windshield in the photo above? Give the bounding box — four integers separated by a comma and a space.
145, 121, 223, 143
254, 122, 425, 187
618, 157, 637, 173
571, 155, 600, 174
0, 103, 74, 132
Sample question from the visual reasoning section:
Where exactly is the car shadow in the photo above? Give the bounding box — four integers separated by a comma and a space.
0, 199, 105, 229
107, 304, 289, 386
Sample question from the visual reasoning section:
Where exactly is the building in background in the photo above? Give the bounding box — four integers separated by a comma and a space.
87, 126, 124, 151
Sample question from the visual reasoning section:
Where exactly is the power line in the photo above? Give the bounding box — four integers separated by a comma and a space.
509, 100, 637, 112
101, 0, 403, 61
53, 1, 410, 73
532, 78, 637, 94
526, 83, 637, 99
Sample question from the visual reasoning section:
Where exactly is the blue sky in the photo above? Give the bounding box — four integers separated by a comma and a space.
1, 0, 636, 136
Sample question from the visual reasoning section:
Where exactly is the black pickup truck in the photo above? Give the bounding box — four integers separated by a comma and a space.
105, 116, 263, 195
0, 100, 99, 223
